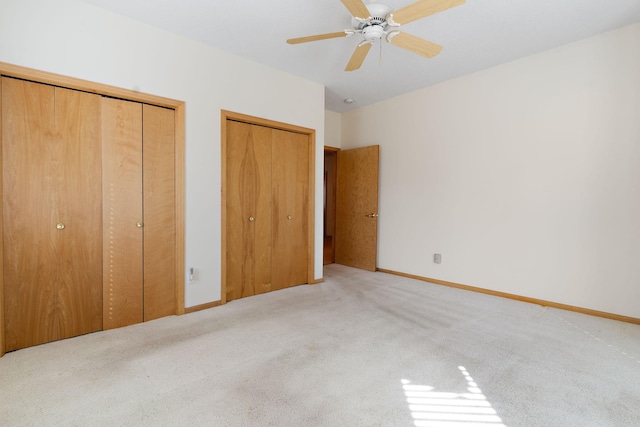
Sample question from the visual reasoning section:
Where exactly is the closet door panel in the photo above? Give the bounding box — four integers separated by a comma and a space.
102, 97, 143, 330
272, 130, 309, 290
3, 78, 59, 350
3, 78, 102, 351
54, 87, 103, 337
226, 121, 272, 301
142, 104, 176, 321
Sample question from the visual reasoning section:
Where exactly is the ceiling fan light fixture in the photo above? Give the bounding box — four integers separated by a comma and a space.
362, 24, 386, 42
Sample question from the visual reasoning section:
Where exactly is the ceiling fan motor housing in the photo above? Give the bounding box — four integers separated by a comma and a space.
351, 3, 393, 30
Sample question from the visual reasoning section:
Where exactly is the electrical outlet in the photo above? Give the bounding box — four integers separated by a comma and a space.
434, 254, 442, 264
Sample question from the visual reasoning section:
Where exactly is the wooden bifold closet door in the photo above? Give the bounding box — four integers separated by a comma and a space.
225, 120, 309, 302
271, 129, 309, 289
141, 104, 176, 322
226, 121, 273, 300
2, 76, 177, 352
102, 98, 176, 330
2, 78, 103, 351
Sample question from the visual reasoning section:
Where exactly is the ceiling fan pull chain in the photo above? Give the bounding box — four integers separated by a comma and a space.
379, 40, 383, 65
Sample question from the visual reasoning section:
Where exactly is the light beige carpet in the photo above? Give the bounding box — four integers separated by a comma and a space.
1, 264, 639, 426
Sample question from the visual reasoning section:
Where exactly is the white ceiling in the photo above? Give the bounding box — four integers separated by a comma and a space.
80, 0, 640, 113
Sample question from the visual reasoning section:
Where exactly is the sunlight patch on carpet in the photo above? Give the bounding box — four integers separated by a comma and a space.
402, 366, 506, 427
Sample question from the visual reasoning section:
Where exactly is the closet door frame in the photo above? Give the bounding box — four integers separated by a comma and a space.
221, 110, 317, 304
0, 62, 186, 357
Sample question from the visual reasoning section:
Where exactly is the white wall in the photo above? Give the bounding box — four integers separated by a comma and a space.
342, 23, 640, 319
324, 110, 342, 149
0, 0, 325, 307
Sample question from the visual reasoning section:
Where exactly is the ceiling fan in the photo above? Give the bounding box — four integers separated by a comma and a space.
287, 0, 466, 71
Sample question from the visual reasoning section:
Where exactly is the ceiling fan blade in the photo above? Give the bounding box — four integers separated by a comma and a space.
340, 0, 371, 19
345, 43, 372, 71
388, 32, 442, 58
390, 0, 466, 26
287, 31, 350, 44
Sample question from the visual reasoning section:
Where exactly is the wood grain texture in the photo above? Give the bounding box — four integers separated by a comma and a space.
345, 43, 372, 72
391, 0, 466, 26
2, 78, 56, 351
102, 97, 144, 330
0, 62, 186, 320
54, 86, 103, 338
272, 129, 309, 289
173, 104, 186, 315
341, 0, 371, 18
221, 111, 316, 303
225, 121, 273, 301
0, 66, 186, 355
184, 300, 222, 314
221, 112, 229, 305
3, 78, 102, 351
389, 32, 443, 58
221, 111, 315, 136
306, 131, 316, 285
377, 268, 640, 326
287, 32, 347, 45
143, 104, 176, 321
335, 145, 379, 272
0, 62, 182, 109
0, 78, 4, 356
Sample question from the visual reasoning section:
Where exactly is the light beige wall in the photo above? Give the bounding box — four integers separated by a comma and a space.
0, 0, 326, 307
324, 110, 342, 148
342, 23, 640, 318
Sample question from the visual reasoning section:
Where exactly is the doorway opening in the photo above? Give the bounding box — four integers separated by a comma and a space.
324, 147, 338, 265
324, 145, 380, 272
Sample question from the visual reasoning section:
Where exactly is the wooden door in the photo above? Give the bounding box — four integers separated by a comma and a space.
102, 101, 176, 327
225, 121, 273, 301
102, 97, 143, 330
2, 77, 103, 351
335, 145, 380, 272
142, 104, 176, 321
272, 129, 309, 289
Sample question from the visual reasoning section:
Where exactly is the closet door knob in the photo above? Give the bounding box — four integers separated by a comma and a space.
287, 215, 293, 220
136, 222, 144, 228
56, 223, 65, 230
249, 216, 255, 222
